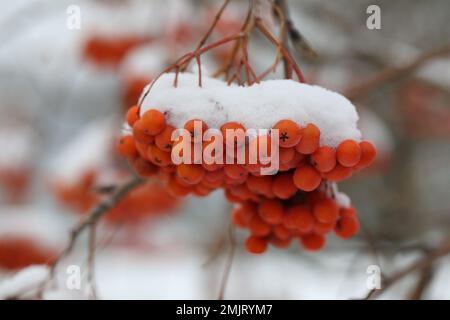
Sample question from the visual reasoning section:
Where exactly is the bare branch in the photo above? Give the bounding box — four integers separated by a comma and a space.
274, 0, 318, 60
38, 176, 144, 296
363, 237, 450, 300
344, 44, 450, 101
217, 223, 236, 300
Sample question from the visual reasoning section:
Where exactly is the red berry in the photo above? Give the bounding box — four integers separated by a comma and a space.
300, 234, 326, 251
273, 119, 302, 148
336, 140, 361, 167
335, 216, 360, 239
296, 124, 320, 154
313, 198, 339, 224
245, 236, 268, 254
293, 165, 321, 191
258, 199, 283, 225
311, 147, 336, 173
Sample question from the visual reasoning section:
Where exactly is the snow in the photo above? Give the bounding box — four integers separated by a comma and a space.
120, 44, 168, 80
0, 125, 35, 169
48, 117, 117, 183
0, 206, 66, 249
0, 265, 49, 299
417, 58, 450, 90
140, 73, 361, 148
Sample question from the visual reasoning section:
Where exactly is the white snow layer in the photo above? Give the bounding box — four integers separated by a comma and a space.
140, 73, 361, 147
0, 265, 49, 299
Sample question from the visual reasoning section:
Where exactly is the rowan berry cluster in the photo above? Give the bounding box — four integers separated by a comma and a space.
118, 106, 376, 253
231, 191, 359, 254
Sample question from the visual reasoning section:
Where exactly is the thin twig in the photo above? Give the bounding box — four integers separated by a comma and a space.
274, 0, 317, 60
38, 177, 144, 296
363, 237, 450, 300
344, 44, 450, 101
407, 264, 434, 300
217, 223, 236, 300
87, 223, 98, 299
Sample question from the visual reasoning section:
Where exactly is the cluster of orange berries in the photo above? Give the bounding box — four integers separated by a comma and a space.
118, 106, 376, 253
53, 169, 179, 224
231, 191, 359, 254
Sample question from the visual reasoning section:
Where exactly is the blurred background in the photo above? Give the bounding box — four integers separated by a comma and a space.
0, 0, 450, 299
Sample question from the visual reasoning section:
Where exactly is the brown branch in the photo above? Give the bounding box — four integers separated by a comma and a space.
363, 237, 450, 300
344, 44, 450, 101
407, 264, 434, 300
38, 176, 144, 297
217, 223, 236, 300
87, 223, 98, 299
180, 0, 231, 72
274, 0, 317, 60
255, 18, 305, 82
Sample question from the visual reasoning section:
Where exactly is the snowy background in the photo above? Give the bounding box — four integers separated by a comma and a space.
0, 0, 450, 300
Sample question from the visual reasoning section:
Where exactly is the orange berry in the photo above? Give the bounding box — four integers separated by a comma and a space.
279, 147, 295, 164
147, 144, 172, 166
231, 203, 256, 227
336, 140, 361, 167
284, 205, 314, 232
167, 178, 191, 197
311, 147, 336, 173
202, 177, 222, 189
258, 199, 283, 225
224, 164, 248, 180
229, 184, 253, 201
133, 120, 155, 145
131, 157, 157, 177
140, 109, 166, 135
246, 175, 272, 196
231, 209, 248, 228
357, 141, 377, 168
293, 165, 321, 191
270, 237, 291, 249
273, 225, 291, 240
135, 141, 149, 159
204, 169, 225, 182
155, 125, 175, 152
221, 121, 246, 148
335, 216, 360, 239
245, 236, 268, 254
176, 164, 205, 185
224, 189, 242, 203
296, 124, 320, 154
249, 214, 271, 236
117, 135, 137, 158
339, 207, 356, 218
184, 119, 208, 142
321, 164, 352, 182
272, 173, 297, 200
224, 174, 247, 186
126, 105, 139, 127
313, 220, 335, 234
313, 198, 338, 224
175, 174, 193, 187
300, 233, 326, 251
193, 184, 212, 197
279, 152, 305, 171
273, 119, 302, 148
